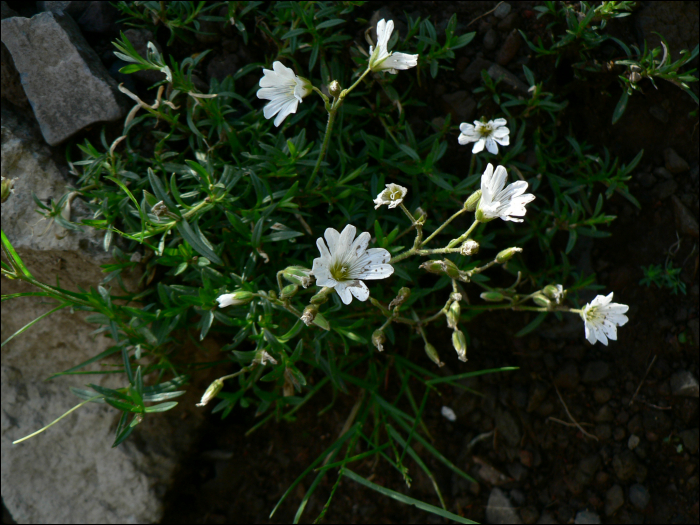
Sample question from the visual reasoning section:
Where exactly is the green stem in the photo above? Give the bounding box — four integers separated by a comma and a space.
13, 395, 103, 444
420, 208, 466, 247
447, 219, 480, 249
305, 109, 337, 191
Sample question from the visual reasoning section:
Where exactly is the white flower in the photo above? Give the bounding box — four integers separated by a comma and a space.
458, 118, 510, 154
257, 61, 312, 127
216, 291, 253, 307
374, 183, 408, 209
580, 292, 629, 346
369, 19, 418, 73
312, 224, 393, 305
476, 164, 535, 223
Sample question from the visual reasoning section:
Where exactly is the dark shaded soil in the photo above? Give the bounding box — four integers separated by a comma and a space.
160, 2, 699, 524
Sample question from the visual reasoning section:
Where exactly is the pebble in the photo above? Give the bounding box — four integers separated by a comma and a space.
486, 488, 523, 524
536, 511, 558, 524
520, 505, 539, 524
497, 12, 519, 31
664, 147, 690, 173
643, 410, 671, 433
582, 361, 610, 383
496, 29, 521, 66
671, 195, 699, 237
595, 424, 612, 441
441, 406, 457, 422
554, 361, 580, 389
575, 509, 601, 524
494, 2, 512, 18
527, 381, 549, 412
653, 166, 674, 179
605, 484, 625, 516
507, 462, 528, 482
594, 405, 614, 423
487, 63, 530, 93
441, 91, 476, 121
576, 453, 602, 485
613, 427, 626, 441
648, 105, 669, 123
628, 434, 640, 450
593, 387, 612, 404
628, 484, 650, 510
613, 450, 638, 481
670, 370, 699, 397
627, 414, 643, 435
680, 428, 699, 454
636, 171, 656, 188
496, 409, 521, 446
654, 179, 678, 200
483, 28, 499, 50
460, 57, 493, 83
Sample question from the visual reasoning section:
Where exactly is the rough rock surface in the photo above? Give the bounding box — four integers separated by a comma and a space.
1, 10, 125, 145
0, 104, 196, 524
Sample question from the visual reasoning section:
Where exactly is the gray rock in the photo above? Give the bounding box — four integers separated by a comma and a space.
595, 424, 612, 441
38, 1, 90, 16
0, 104, 200, 523
554, 361, 579, 389
628, 484, 650, 510
574, 509, 601, 524
483, 29, 499, 50
1, 11, 126, 146
442, 91, 476, 122
594, 405, 614, 423
575, 453, 602, 485
486, 487, 523, 524
664, 147, 690, 173
494, 2, 512, 18
460, 57, 493, 84
653, 166, 674, 179
679, 428, 699, 453
76, 1, 119, 33
497, 12, 519, 31
613, 450, 646, 482
605, 484, 624, 516
582, 361, 610, 383
671, 195, 699, 238
1, 2, 29, 110
670, 370, 699, 397
496, 30, 522, 66
488, 63, 530, 94
527, 381, 549, 412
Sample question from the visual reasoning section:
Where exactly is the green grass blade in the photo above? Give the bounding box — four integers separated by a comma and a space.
342, 469, 477, 524
1, 230, 34, 278
1, 303, 68, 348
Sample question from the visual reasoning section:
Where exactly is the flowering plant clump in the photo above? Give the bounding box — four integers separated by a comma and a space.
579, 292, 629, 345
312, 225, 393, 305
2, 6, 644, 522
458, 118, 510, 154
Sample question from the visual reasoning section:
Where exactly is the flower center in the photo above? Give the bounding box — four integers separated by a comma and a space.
477, 124, 493, 138
388, 189, 401, 200
330, 262, 350, 281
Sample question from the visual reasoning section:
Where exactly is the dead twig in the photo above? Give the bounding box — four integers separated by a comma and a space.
629, 355, 657, 407
467, 1, 504, 28
553, 383, 599, 441
548, 417, 593, 428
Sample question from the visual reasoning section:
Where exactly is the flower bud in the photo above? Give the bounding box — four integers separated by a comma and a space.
372, 329, 386, 352
495, 247, 523, 263
446, 301, 461, 329
464, 189, 482, 211
310, 287, 333, 305
282, 266, 314, 288
196, 378, 223, 407
460, 240, 480, 256
414, 207, 428, 225
388, 287, 411, 309
424, 343, 444, 367
329, 80, 342, 98
300, 305, 318, 326
419, 259, 460, 280
1, 176, 17, 203
216, 291, 254, 307
543, 284, 565, 304
480, 291, 504, 302
475, 205, 494, 223
254, 349, 278, 366
452, 330, 467, 362
532, 293, 551, 308
279, 284, 299, 300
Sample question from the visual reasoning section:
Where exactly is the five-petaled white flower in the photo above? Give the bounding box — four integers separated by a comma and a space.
476, 164, 535, 223
257, 61, 312, 127
313, 224, 394, 305
580, 292, 629, 346
374, 183, 408, 209
458, 118, 510, 154
369, 19, 419, 73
